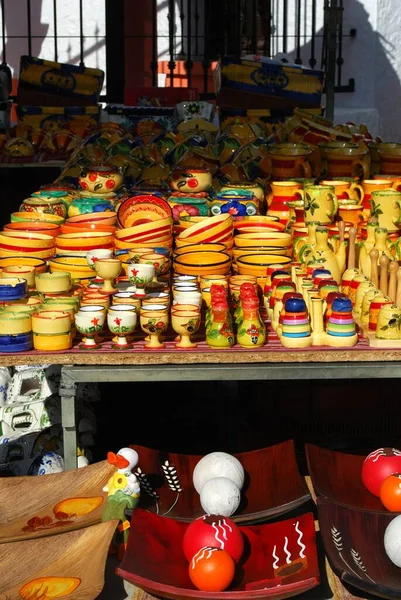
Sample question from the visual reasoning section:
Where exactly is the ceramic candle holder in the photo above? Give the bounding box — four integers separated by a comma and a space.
2, 265, 36, 288
93, 258, 122, 293
107, 305, 137, 349
127, 263, 155, 297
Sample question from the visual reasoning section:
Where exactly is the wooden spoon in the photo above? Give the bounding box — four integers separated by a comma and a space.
396, 267, 401, 308
388, 261, 398, 303
379, 253, 390, 296
370, 248, 379, 289
347, 226, 357, 270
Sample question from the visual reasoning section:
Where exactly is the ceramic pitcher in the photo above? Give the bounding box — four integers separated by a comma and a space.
370, 189, 401, 232
302, 185, 339, 225
261, 143, 313, 180
361, 179, 395, 218
321, 179, 363, 204
266, 181, 304, 225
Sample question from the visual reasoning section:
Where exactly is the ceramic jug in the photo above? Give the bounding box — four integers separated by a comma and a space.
324, 146, 370, 180
370, 189, 401, 232
260, 143, 313, 180
266, 181, 304, 225
302, 185, 338, 225
305, 226, 346, 285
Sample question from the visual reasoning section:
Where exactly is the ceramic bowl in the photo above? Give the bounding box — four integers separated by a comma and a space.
34, 272, 72, 294
2, 303, 37, 315
42, 295, 80, 310
10, 211, 65, 226
0, 331, 33, 352
48, 256, 94, 280
33, 331, 72, 351
116, 508, 319, 599
0, 256, 46, 274
0, 311, 32, 334
60, 222, 117, 235
64, 211, 118, 226
234, 232, 293, 249
32, 310, 72, 335
236, 254, 292, 278
3, 221, 61, 237
0, 231, 55, 251
55, 231, 114, 252
233, 215, 286, 233
0, 277, 28, 301
2, 265, 36, 288
173, 242, 228, 257
117, 194, 173, 229
175, 213, 234, 244
174, 251, 232, 276
114, 217, 173, 244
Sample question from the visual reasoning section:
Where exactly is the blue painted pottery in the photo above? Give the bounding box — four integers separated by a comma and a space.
0, 278, 27, 301
0, 332, 33, 352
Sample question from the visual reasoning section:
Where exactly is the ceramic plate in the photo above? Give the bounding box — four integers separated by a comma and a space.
318, 496, 401, 599
130, 441, 310, 523
117, 508, 320, 600
118, 195, 172, 228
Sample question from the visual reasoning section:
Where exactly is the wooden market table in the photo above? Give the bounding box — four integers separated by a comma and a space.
2, 339, 401, 470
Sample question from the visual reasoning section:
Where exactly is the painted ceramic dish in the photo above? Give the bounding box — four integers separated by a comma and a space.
117, 195, 173, 228
3, 222, 61, 237
318, 496, 401, 600
305, 443, 394, 512
174, 251, 231, 276
0, 332, 33, 352
117, 508, 319, 599
130, 441, 310, 523
0, 278, 27, 301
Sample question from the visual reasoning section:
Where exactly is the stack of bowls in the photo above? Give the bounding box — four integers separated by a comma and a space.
0, 310, 33, 352
0, 231, 56, 259
60, 212, 117, 235
174, 213, 234, 253
173, 249, 232, 277
114, 217, 174, 252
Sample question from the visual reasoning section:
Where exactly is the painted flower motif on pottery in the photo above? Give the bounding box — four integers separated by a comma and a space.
172, 204, 202, 220
304, 195, 320, 217
370, 198, 383, 219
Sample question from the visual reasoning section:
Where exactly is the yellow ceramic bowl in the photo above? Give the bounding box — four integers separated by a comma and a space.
173, 242, 228, 257
32, 310, 72, 335
48, 256, 94, 280
2, 265, 36, 287
233, 215, 285, 233
232, 246, 292, 262
10, 211, 65, 225
4, 295, 43, 307
55, 231, 114, 251
0, 311, 32, 334
234, 232, 293, 248
174, 251, 232, 276
176, 213, 234, 244
114, 237, 173, 250
115, 217, 173, 241
2, 303, 37, 315
39, 304, 76, 324
0, 256, 47, 273
236, 254, 292, 278
0, 230, 55, 250
35, 272, 72, 294
33, 331, 72, 351
0, 246, 55, 260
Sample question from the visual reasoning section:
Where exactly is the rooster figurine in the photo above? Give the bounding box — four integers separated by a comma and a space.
101, 447, 140, 560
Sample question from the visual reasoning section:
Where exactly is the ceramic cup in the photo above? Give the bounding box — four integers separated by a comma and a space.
86, 248, 114, 271
370, 189, 401, 232
107, 305, 137, 349
302, 185, 339, 225
127, 263, 155, 296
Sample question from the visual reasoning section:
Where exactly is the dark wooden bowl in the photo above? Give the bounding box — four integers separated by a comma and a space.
318, 496, 401, 599
117, 508, 320, 600
305, 443, 390, 512
130, 440, 310, 524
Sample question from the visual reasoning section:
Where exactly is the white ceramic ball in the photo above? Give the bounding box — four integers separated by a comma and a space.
384, 514, 401, 567
193, 451, 245, 494
199, 476, 241, 517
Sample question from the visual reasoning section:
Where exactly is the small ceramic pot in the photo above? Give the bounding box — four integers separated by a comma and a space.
34, 272, 72, 294
78, 164, 124, 194
169, 166, 212, 194
0, 277, 27, 301
19, 197, 68, 219
68, 195, 116, 218
0, 311, 32, 335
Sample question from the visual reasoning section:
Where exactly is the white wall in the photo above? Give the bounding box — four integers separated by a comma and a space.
0, 0, 106, 90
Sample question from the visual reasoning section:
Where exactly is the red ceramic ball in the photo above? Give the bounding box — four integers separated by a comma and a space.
380, 473, 401, 512
189, 546, 235, 592
362, 447, 401, 497
182, 514, 244, 563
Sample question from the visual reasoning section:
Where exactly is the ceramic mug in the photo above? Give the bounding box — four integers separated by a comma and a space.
302, 185, 339, 225
321, 179, 363, 204
370, 189, 401, 232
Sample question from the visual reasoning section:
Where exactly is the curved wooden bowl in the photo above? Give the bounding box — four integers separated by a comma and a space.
0, 520, 117, 600
130, 441, 310, 523
305, 443, 388, 512
0, 459, 114, 543
318, 496, 401, 599
117, 508, 319, 600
